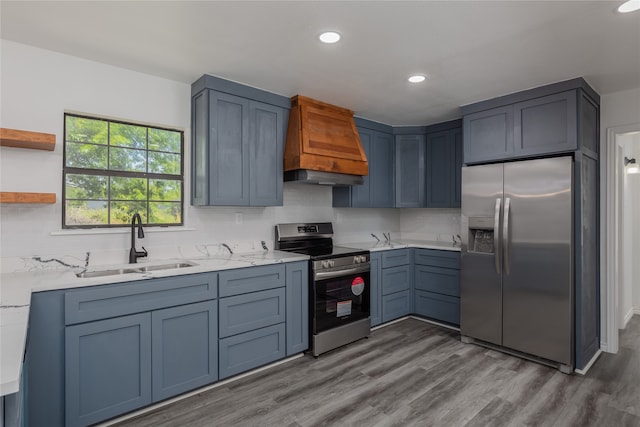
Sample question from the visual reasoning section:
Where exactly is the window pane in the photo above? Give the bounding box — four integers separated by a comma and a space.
66, 200, 108, 226
110, 202, 147, 224
149, 179, 181, 201
149, 128, 181, 153
110, 177, 147, 200
110, 123, 147, 149
149, 151, 180, 175
110, 147, 146, 172
66, 116, 108, 144
149, 202, 181, 224
66, 174, 107, 200
66, 142, 108, 169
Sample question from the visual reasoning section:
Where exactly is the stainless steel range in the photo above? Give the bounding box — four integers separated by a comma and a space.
275, 222, 370, 356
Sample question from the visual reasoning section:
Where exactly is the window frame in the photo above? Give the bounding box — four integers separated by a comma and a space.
62, 113, 185, 229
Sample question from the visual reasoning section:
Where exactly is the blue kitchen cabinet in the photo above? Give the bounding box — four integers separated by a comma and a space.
413, 249, 461, 326
395, 134, 426, 207
65, 313, 152, 427
462, 79, 597, 165
380, 249, 413, 323
191, 75, 289, 207
462, 105, 513, 164
369, 253, 382, 327
151, 301, 218, 402
333, 120, 394, 208
217, 262, 300, 379
425, 125, 463, 208
285, 261, 309, 355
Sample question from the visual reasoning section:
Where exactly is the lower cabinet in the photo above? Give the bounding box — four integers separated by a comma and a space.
370, 248, 461, 327
151, 302, 218, 401
380, 249, 412, 323
65, 301, 218, 427
29, 263, 309, 427
413, 249, 461, 326
65, 313, 153, 427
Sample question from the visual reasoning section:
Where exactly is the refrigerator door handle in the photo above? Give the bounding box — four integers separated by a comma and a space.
503, 197, 511, 275
494, 197, 501, 274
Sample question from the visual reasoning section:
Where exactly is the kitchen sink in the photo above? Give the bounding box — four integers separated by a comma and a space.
136, 262, 197, 272
76, 261, 197, 278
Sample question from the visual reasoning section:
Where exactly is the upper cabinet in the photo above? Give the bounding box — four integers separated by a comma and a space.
395, 133, 426, 208
333, 118, 394, 208
191, 75, 289, 207
462, 78, 599, 165
426, 126, 462, 208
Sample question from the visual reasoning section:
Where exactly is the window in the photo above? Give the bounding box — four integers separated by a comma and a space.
63, 113, 183, 228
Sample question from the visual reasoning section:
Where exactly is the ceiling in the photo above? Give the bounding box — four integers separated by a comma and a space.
1, 1, 639, 126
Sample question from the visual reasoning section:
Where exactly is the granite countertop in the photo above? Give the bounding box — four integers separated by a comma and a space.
0, 250, 308, 396
341, 239, 461, 252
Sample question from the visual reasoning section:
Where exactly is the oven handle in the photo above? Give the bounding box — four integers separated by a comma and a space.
314, 264, 370, 281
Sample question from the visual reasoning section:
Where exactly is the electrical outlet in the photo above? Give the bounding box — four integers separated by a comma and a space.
235, 212, 243, 225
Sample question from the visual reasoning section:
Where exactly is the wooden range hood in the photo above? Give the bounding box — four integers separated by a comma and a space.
284, 95, 368, 185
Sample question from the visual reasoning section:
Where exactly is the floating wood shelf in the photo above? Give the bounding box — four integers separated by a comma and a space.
0, 128, 56, 151
0, 192, 56, 204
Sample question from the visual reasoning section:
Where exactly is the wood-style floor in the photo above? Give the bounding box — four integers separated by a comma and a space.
111, 316, 640, 427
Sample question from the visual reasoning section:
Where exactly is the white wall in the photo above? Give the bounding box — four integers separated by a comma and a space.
600, 87, 640, 343
0, 40, 401, 268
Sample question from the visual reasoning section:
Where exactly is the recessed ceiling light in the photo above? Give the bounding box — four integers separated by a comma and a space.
408, 75, 427, 83
618, 0, 640, 13
319, 31, 341, 44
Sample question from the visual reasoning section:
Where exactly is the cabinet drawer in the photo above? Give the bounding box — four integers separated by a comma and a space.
218, 264, 285, 297
414, 290, 459, 326
218, 323, 286, 379
65, 273, 218, 325
381, 249, 411, 268
382, 290, 411, 323
381, 264, 411, 295
414, 265, 460, 297
219, 288, 285, 338
414, 248, 460, 269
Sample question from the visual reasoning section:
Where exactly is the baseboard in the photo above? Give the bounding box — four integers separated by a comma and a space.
574, 349, 603, 375
622, 308, 635, 329
409, 315, 461, 332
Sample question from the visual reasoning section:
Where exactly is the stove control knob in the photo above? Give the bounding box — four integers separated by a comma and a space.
321, 260, 330, 268
328, 260, 335, 268
354, 256, 361, 264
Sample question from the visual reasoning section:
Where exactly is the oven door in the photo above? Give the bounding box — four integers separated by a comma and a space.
312, 265, 370, 334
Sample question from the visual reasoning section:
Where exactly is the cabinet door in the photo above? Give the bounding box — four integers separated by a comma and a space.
192, 90, 209, 205
395, 134, 425, 207
463, 105, 513, 164
426, 130, 452, 208
513, 91, 577, 157
452, 128, 463, 207
249, 101, 285, 206
350, 128, 373, 207
414, 290, 460, 326
219, 288, 285, 338
219, 324, 286, 379
65, 314, 152, 427
382, 265, 411, 295
369, 253, 382, 327
371, 131, 395, 207
286, 262, 309, 355
414, 265, 460, 297
382, 290, 411, 323
209, 91, 250, 205
151, 301, 218, 402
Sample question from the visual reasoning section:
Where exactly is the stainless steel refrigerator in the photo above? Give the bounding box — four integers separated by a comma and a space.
460, 156, 573, 372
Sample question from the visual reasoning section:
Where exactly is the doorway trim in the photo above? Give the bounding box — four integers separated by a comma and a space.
604, 122, 640, 354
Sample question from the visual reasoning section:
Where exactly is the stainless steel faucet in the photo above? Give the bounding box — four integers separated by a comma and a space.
129, 213, 148, 263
